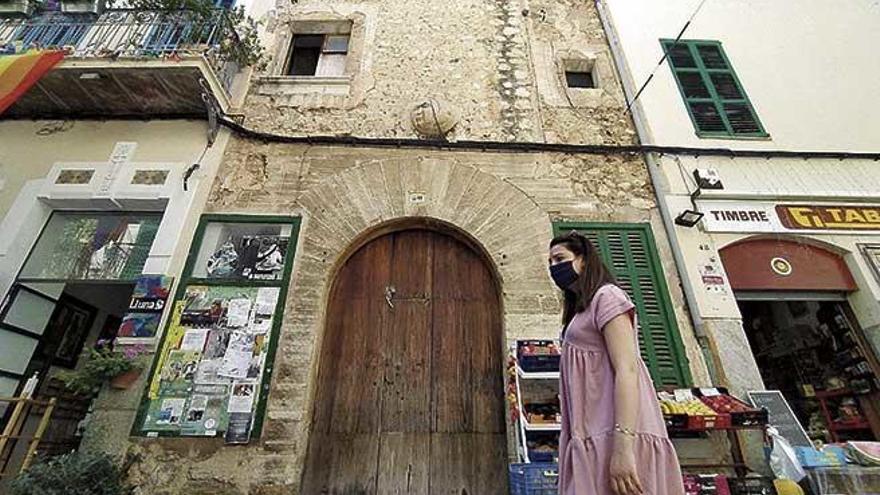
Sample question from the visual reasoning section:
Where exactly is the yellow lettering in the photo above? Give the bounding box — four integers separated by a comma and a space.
826, 209, 844, 222
864, 209, 880, 223
845, 209, 866, 223
787, 207, 816, 227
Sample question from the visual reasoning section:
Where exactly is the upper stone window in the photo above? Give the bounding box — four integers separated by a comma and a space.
565, 71, 595, 89
286, 34, 350, 77
563, 59, 598, 90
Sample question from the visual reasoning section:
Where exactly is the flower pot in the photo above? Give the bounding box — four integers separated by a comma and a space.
109, 368, 141, 390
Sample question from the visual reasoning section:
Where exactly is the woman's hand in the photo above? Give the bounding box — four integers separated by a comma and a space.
609, 437, 644, 495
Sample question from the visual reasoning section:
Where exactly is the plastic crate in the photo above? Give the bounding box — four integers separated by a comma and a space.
727, 476, 777, 495
695, 388, 768, 427
683, 474, 731, 495
664, 413, 688, 430
508, 463, 558, 495
528, 450, 557, 463
517, 340, 561, 373
686, 412, 732, 430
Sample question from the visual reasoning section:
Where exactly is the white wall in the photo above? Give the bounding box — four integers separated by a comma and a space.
602, 0, 880, 152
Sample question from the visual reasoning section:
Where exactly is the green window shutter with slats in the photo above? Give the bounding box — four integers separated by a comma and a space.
661, 39, 767, 139
554, 222, 693, 388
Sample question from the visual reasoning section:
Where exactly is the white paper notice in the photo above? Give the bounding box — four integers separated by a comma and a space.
255, 288, 279, 316
218, 331, 255, 379
180, 328, 210, 352
194, 359, 230, 385
227, 298, 252, 327
227, 382, 257, 413
157, 398, 186, 425
249, 317, 272, 335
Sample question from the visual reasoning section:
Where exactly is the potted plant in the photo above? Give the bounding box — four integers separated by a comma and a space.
10, 451, 132, 495
58, 343, 150, 394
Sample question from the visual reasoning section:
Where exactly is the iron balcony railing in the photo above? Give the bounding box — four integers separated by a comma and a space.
0, 9, 240, 91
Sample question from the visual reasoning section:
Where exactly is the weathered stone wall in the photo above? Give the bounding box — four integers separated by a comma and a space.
79, 0, 726, 492
243, 0, 634, 145
83, 144, 720, 494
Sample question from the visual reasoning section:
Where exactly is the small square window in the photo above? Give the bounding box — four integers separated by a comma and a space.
565, 71, 595, 89
287, 34, 350, 77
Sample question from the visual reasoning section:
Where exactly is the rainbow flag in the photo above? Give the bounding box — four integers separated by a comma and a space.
0, 49, 65, 115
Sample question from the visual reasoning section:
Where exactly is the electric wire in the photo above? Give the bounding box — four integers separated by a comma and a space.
623, 0, 709, 114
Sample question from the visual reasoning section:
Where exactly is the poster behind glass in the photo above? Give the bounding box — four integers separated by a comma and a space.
141, 285, 280, 440
191, 223, 291, 281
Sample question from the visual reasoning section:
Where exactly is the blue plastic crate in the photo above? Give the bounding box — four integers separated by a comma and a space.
509, 463, 558, 495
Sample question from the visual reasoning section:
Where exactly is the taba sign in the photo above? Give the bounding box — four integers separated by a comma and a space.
700, 201, 880, 234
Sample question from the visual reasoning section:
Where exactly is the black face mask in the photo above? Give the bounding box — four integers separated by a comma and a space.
550, 261, 579, 291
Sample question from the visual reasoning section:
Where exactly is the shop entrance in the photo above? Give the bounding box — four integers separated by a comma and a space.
0, 211, 161, 464
739, 297, 880, 442
301, 228, 507, 494
721, 238, 880, 445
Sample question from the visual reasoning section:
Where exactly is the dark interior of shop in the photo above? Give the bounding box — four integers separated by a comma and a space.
740, 299, 880, 444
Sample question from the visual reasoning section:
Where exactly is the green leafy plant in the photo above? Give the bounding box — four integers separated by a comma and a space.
57, 345, 148, 395
10, 451, 132, 495
120, 0, 265, 67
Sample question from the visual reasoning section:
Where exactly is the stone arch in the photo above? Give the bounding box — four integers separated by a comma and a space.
716, 233, 852, 255
266, 160, 561, 486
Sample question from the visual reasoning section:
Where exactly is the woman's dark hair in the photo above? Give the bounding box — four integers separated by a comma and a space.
550, 231, 616, 328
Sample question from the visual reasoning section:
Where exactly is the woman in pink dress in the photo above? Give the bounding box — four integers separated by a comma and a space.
549, 231, 685, 495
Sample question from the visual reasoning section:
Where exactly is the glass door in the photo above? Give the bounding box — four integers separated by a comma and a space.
0, 285, 58, 415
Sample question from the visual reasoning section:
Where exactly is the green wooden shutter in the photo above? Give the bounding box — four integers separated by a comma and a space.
554, 223, 692, 388
661, 39, 767, 138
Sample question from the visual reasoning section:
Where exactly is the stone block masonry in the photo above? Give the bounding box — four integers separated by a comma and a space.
78, 0, 723, 491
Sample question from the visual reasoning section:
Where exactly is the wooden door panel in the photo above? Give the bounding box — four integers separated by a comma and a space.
301, 432, 380, 495
303, 228, 506, 495
429, 433, 508, 495
388, 230, 433, 299
381, 300, 431, 433
432, 301, 472, 433
466, 300, 505, 434
376, 433, 430, 495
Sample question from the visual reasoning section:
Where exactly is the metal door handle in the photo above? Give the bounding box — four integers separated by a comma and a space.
384, 286, 396, 308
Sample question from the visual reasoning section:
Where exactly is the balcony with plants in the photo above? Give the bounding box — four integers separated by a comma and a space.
0, 0, 262, 117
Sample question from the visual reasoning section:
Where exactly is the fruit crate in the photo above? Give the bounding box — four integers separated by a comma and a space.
508, 462, 558, 495
686, 411, 731, 430
727, 477, 777, 495
517, 340, 561, 373
683, 474, 731, 495
694, 388, 768, 427
664, 413, 688, 430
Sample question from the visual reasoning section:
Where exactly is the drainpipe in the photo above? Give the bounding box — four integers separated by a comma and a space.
594, 0, 719, 382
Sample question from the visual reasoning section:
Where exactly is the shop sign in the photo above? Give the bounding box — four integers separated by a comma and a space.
700, 201, 880, 234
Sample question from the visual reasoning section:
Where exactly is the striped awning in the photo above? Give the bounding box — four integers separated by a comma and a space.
0, 49, 65, 115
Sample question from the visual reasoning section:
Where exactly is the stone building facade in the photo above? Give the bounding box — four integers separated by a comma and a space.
80, 0, 726, 492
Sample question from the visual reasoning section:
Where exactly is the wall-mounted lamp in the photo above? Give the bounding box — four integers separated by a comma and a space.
674, 188, 704, 228
675, 209, 704, 227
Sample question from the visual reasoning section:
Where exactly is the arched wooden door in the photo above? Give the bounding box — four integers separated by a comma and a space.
302, 228, 507, 494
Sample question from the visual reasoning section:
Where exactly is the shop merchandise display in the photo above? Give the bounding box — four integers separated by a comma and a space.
510, 340, 561, 465
741, 300, 879, 443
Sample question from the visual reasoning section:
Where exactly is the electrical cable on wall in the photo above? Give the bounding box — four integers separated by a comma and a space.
183, 143, 210, 192
622, 0, 709, 114
214, 115, 880, 161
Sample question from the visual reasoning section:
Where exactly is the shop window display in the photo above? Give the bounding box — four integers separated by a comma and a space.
741, 299, 880, 443
20, 212, 161, 281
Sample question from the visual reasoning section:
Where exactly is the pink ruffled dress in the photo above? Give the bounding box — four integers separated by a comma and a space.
558, 284, 685, 494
